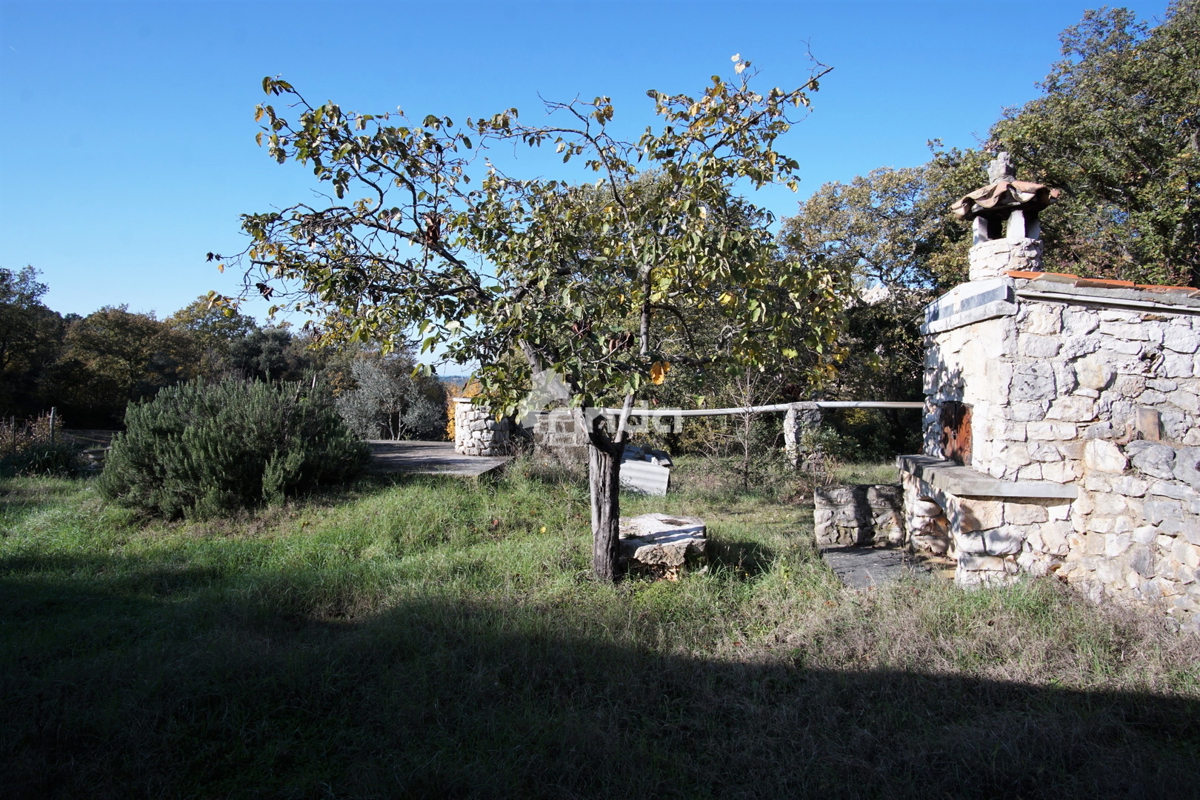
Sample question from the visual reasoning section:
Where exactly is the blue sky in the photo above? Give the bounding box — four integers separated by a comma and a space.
0, 0, 1171, 323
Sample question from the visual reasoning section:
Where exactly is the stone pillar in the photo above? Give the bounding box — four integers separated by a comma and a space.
968, 237, 1044, 281
784, 402, 823, 468
453, 398, 511, 457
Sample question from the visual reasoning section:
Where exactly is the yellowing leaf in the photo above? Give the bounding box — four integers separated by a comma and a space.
650, 361, 671, 385
718, 291, 735, 305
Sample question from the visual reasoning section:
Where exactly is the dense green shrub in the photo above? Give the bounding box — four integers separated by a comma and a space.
98, 379, 370, 518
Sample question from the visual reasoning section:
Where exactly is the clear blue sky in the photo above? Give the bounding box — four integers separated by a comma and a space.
0, 0, 1170, 323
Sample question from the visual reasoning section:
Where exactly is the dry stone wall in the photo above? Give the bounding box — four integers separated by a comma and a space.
453, 399, 511, 457
814, 485, 903, 547
531, 409, 590, 464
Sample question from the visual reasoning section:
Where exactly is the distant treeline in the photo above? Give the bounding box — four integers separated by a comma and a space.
0, 266, 447, 437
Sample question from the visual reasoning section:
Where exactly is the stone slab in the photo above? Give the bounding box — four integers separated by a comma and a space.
368, 440, 510, 477
897, 454, 1077, 499
619, 513, 706, 579
920, 278, 1017, 335
820, 547, 922, 590
1015, 277, 1200, 313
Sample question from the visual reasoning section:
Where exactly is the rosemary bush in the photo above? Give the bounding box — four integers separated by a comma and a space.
98, 379, 369, 518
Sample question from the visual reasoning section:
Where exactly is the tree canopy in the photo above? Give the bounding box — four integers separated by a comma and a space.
991, 0, 1199, 285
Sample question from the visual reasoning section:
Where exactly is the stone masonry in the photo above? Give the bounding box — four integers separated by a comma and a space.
814, 485, 904, 547
453, 398, 511, 457
531, 408, 590, 464
899, 153, 1200, 633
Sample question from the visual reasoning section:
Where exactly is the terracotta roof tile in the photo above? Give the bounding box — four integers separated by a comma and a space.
1005, 270, 1198, 295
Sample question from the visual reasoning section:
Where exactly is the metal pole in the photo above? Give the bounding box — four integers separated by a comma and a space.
49, 407, 56, 444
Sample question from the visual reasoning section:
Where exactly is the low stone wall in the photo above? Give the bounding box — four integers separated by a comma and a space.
532, 409, 590, 464
901, 440, 1200, 631
900, 464, 1072, 588
453, 399, 511, 457
814, 484, 903, 547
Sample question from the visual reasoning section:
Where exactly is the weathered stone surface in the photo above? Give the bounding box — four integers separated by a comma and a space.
1121, 442, 1175, 479
821, 547, 922, 590
1075, 356, 1116, 390
912, 498, 942, 517
1047, 396, 1096, 422
1084, 439, 1128, 473
1011, 362, 1057, 402
619, 514, 706, 580
984, 526, 1025, 556
1024, 306, 1062, 336
1027, 421, 1077, 441
1172, 448, 1200, 489
1163, 326, 1200, 354
1020, 334, 1061, 358
814, 484, 903, 547
1004, 502, 1049, 524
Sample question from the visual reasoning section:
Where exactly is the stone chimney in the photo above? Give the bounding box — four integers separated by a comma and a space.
951, 153, 1061, 281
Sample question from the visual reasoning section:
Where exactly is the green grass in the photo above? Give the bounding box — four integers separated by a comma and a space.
2, 458, 1199, 798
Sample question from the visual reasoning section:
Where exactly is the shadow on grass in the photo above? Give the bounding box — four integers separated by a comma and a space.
2, 554, 1198, 800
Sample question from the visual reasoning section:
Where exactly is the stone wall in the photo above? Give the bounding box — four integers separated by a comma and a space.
453, 399, 511, 457
926, 293, 1200, 482
900, 465, 1072, 588
531, 409, 590, 464
814, 485, 903, 547
1057, 439, 1200, 634
917, 275, 1200, 630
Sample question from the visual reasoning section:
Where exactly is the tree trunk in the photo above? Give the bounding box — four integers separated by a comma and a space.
589, 438, 624, 582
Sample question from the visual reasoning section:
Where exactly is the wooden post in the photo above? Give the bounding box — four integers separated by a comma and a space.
49, 407, 57, 444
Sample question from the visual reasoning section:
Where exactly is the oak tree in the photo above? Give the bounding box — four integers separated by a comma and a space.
991, 1, 1200, 285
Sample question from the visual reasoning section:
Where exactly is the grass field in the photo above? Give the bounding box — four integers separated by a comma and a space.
2, 457, 1199, 798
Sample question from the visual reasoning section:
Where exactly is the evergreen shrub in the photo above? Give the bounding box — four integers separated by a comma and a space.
98, 379, 370, 518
